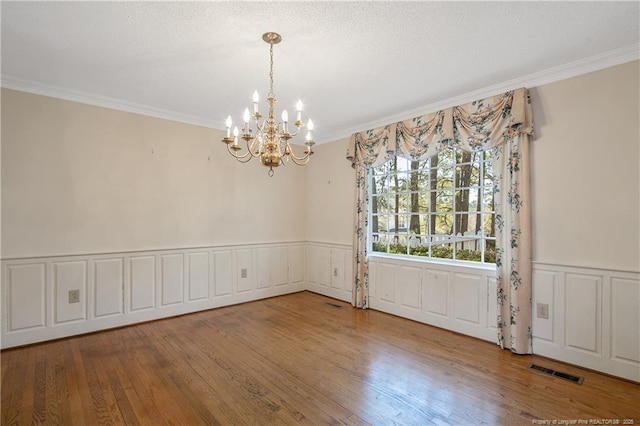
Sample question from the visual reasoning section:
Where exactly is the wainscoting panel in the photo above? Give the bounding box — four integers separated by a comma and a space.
235, 249, 254, 294
610, 278, 640, 364
5, 263, 46, 332
1, 242, 307, 349
53, 260, 87, 324
423, 270, 449, 318
532, 263, 639, 382
453, 273, 482, 326
565, 273, 600, 354
376, 263, 397, 304
129, 256, 155, 312
271, 246, 289, 287
289, 245, 305, 284
94, 258, 124, 318
317, 247, 331, 288
305, 245, 317, 285
399, 266, 421, 311
160, 254, 184, 306
187, 251, 209, 301
257, 248, 272, 290
213, 250, 232, 297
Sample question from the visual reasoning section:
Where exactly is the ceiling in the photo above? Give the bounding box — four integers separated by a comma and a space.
2, 1, 639, 144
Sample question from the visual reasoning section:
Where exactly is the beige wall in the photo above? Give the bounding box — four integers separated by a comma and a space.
530, 60, 639, 271
306, 60, 640, 272
305, 136, 354, 245
1, 89, 306, 258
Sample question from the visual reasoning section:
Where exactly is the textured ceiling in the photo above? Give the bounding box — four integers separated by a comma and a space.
2, 1, 639, 143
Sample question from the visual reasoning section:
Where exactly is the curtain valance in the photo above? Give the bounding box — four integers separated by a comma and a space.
347, 87, 533, 165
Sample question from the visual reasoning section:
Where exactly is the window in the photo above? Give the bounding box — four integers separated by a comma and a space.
370, 149, 496, 263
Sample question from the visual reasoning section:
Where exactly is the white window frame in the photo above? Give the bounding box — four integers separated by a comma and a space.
367, 149, 496, 267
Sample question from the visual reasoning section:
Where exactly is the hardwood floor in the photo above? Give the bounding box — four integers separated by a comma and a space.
2, 291, 639, 425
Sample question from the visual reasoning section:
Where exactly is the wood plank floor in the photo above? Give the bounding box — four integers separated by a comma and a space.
2, 291, 639, 425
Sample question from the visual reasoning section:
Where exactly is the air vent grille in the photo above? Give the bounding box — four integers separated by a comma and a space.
529, 363, 583, 384
324, 302, 343, 309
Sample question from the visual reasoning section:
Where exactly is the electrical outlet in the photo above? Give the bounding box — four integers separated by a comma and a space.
68, 289, 80, 304
241, 268, 248, 279
333, 267, 339, 277
536, 302, 549, 319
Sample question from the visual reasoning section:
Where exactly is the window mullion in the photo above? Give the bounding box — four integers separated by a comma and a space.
452, 149, 457, 260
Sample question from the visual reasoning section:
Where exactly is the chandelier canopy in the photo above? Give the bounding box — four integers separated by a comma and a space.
222, 32, 315, 176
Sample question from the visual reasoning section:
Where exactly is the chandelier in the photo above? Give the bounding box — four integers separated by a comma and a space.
222, 32, 315, 176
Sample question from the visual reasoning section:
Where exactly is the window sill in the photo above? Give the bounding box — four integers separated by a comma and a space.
367, 252, 497, 273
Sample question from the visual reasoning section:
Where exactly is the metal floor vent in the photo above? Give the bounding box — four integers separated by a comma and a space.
528, 363, 584, 384
324, 302, 343, 309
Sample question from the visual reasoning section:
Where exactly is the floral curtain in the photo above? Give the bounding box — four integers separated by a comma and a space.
346, 125, 396, 308
346, 88, 534, 353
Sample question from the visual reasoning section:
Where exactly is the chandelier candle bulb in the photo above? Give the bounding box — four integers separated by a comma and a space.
307, 119, 314, 141
253, 91, 259, 114
296, 100, 303, 122
282, 110, 289, 133
225, 116, 232, 138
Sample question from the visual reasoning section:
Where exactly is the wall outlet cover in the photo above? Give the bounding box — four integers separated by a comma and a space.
536, 302, 549, 319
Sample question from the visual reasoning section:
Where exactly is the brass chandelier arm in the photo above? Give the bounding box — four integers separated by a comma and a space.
226, 144, 255, 163
225, 134, 265, 162
285, 143, 314, 165
281, 123, 304, 139
287, 155, 311, 166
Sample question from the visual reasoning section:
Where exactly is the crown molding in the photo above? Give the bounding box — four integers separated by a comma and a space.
0, 75, 220, 129
2, 43, 638, 144
318, 43, 640, 144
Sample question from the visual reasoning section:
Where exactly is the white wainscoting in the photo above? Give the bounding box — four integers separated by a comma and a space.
532, 262, 640, 382
4, 242, 638, 382
306, 242, 497, 341
1, 242, 306, 348
368, 254, 497, 343
305, 243, 497, 343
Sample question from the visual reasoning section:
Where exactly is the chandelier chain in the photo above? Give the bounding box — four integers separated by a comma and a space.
269, 43, 274, 97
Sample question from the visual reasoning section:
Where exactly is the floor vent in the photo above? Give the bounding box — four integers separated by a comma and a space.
324, 302, 343, 309
528, 363, 584, 384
